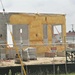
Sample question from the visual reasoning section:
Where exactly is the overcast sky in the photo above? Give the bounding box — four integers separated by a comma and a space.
0, 0, 75, 32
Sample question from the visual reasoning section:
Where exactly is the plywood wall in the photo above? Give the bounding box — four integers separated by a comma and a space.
9, 13, 66, 55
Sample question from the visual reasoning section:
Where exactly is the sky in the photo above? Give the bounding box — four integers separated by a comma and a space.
0, 0, 75, 32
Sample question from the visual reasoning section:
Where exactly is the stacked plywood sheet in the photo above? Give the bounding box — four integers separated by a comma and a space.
28, 47, 37, 60
0, 49, 6, 60
23, 47, 37, 61
22, 49, 29, 61
6, 50, 16, 59
45, 52, 55, 57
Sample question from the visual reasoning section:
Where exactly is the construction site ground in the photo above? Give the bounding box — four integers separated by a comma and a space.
0, 57, 66, 67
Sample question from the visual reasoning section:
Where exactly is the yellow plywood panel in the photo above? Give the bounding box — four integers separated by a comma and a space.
37, 46, 50, 53
9, 13, 66, 54
30, 41, 44, 45
9, 14, 34, 24
34, 16, 45, 24
47, 15, 65, 24
9, 14, 46, 25
57, 45, 65, 51
29, 20, 43, 41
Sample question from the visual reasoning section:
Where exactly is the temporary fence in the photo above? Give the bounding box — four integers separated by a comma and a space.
0, 43, 75, 75
0, 42, 75, 61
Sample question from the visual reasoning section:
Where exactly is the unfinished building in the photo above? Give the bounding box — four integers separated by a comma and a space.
0, 12, 66, 57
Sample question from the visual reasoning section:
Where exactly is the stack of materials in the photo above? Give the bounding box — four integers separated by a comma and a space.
0, 49, 6, 60
45, 47, 57, 57
6, 50, 16, 59
28, 47, 37, 60
22, 49, 30, 61
23, 47, 37, 61
45, 52, 55, 57
15, 54, 20, 64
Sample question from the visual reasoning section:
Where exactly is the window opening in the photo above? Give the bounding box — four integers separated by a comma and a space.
52, 25, 62, 44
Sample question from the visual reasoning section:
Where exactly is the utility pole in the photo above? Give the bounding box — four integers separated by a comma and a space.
71, 24, 75, 42
72, 24, 74, 32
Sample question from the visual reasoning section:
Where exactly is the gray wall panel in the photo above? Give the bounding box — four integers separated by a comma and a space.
13, 25, 29, 44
